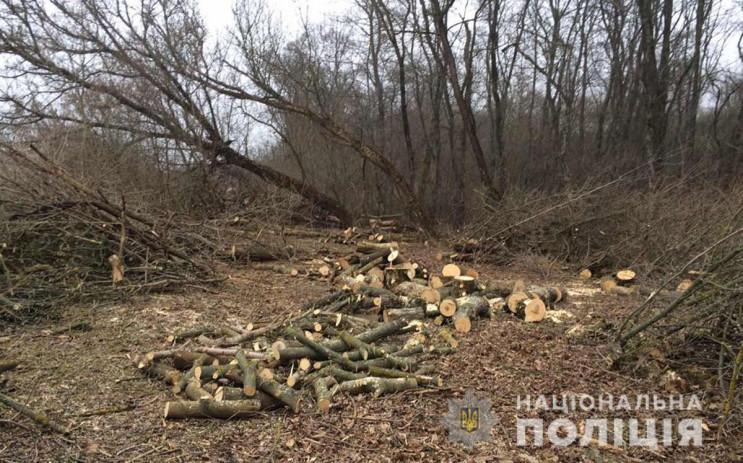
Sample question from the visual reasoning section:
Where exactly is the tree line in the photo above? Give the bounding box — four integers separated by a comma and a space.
0, 0, 741, 232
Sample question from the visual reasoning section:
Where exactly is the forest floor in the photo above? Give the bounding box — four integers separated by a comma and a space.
0, 231, 740, 462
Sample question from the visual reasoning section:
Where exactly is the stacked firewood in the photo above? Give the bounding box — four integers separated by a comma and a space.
332, 241, 567, 327
137, 318, 452, 419
137, 242, 567, 418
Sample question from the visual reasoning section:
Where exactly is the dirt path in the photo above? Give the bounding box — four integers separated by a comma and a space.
0, 237, 734, 461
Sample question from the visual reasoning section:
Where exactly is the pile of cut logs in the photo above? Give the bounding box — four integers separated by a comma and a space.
137, 241, 566, 418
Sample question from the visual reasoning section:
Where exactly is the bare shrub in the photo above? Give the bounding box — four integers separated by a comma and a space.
462, 171, 743, 278
0, 145, 215, 321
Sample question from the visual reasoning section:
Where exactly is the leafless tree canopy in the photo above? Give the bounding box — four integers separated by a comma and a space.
0, 0, 741, 230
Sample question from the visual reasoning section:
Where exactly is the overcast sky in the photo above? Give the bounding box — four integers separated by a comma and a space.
197, 0, 742, 68
197, 0, 352, 34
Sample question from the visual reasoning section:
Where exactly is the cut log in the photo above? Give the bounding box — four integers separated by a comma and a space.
235, 350, 257, 396
358, 249, 393, 268
393, 345, 454, 357
285, 326, 356, 370
579, 269, 592, 279
438, 298, 457, 317
324, 366, 368, 383
299, 358, 312, 371
515, 298, 547, 322
144, 362, 180, 385
601, 278, 618, 293
356, 256, 385, 276
164, 399, 261, 419
286, 370, 309, 388
219, 325, 272, 347
384, 263, 416, 285
367, 267, 385, 282
185, 381, 214, 401
483, 295, 501, 308
441, 264, 461, 278
356, 242, 398, 254
214, 388, 281, 409
429, 275, 444, 289
299, 290, 348, 312
256, 376, 301, 413
318, 265, 332, 277
271, 340, 288, 360
275, 319, 408, 362
527, 286, 565, 304
616, 269, 636, 284
312, 377, 337, 412
393, 282, 440, 303
332, 377, 418, 398
229, 244, 280, 262
367, 366, 442, 387
507, 292, 529, 313
383, 307, 425, 321
456, 295, 492, 318
339, 331, 389, 361
425, 303, 440, 318
480, 279, 515, 298
452, 295, 490, 332
464, 268, 479, 280
452, 307, 472, 333
165, 347, 264, 360
195, 364, 237, 381
453, 275, 477, 295
174, 354, 209, 394
608, 285, 636, 296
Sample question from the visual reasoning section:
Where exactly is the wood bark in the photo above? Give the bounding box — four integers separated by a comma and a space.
235, 350, 257, 396
0, 392, 67, 433
185, 381, 214, 401
275, 319, 408, 362
427, 0, 503, 202
332, 376, 418, 398
312, 376, 336, 412
163, 399, 261, 419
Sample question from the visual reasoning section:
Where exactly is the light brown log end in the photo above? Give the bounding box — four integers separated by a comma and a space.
439, 299, 457, 317
616, 269, 636, 282
454, 317, 471, 333
442, 264, 461, 278
523, 299, 547, 323
507, 292, 528, 313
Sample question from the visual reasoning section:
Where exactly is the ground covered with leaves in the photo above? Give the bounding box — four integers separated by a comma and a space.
0, 235, 740, 462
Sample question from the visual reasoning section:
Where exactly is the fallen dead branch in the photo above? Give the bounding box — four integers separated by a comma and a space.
0, 392, 68, 434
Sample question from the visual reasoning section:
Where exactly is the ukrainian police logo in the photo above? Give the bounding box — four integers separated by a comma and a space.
442, 389, 497, 449
461, 407, 479, 432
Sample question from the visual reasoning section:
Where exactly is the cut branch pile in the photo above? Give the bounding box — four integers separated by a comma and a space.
138, 242, 568, 418
0, 145, 214, 320
616, 222, 743, 436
